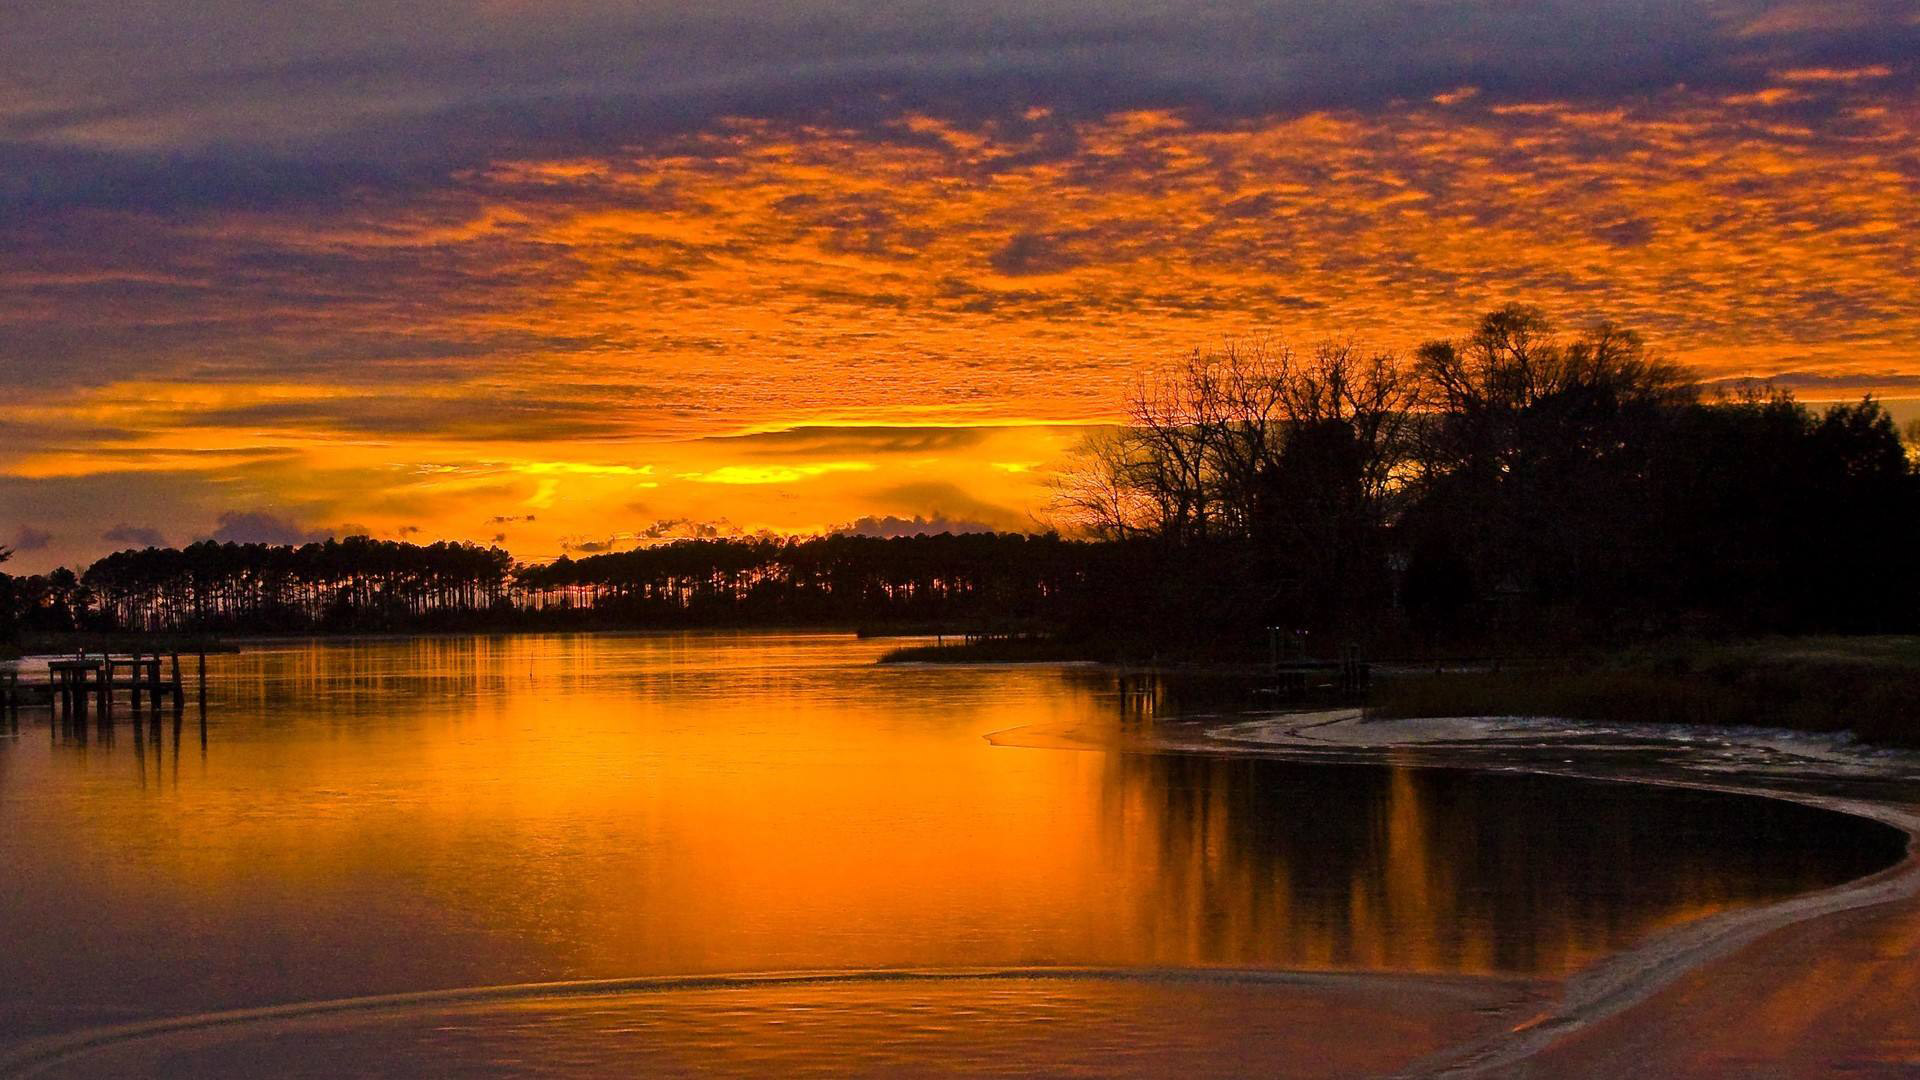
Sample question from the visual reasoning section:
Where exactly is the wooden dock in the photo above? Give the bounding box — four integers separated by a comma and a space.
2, 652, 205, 724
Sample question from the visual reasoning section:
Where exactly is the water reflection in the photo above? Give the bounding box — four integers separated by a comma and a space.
25, 973, 1542, 1080
0, 633, 1902, 1048
1100, 752, 1902, 974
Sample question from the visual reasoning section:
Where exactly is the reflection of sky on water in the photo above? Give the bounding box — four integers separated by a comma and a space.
0, 633, 1900, 1047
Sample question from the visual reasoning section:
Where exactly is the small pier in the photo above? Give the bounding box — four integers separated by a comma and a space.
1264, 630, 1370, 699
2, 652, 208, 725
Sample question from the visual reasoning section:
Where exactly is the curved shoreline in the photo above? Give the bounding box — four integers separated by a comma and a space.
1112, 711, 1920, 1077
1403, 790, 1920, 1076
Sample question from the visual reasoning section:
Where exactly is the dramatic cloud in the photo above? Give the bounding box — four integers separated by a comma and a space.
6, 1, 1915, 216
2, 0, 1916, 570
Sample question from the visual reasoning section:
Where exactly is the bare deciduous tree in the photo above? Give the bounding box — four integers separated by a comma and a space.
1051, 338, 1416, 543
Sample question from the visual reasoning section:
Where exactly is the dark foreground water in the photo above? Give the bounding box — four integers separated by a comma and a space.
0, 633, 1904, 1076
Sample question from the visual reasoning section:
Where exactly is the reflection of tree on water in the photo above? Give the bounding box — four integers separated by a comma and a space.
1098, 752, 1906, 976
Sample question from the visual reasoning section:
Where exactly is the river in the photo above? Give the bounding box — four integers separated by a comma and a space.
0, 633, 1904, 1076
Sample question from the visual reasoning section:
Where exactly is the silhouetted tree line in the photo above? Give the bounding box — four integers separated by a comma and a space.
1053, 305, 1920, 654
73, 536, 517, 632
0, 537, 515, 635
4, 305, 1915, 651
516, 533, 1088, 625
0, 546, 99, 639
0, 532, 1103, 635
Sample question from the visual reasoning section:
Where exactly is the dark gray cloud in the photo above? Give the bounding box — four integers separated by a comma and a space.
4, 1, 1914, 214
701, 425, 991, 457
856, 481, 1028, 533
990, 233, 1090, 277
832, 513, 999, 538
11, 524, 54, 551
558, 517, 745, 553
205, 510, 326, 546
102, 524, 169, 548
130, 392, 669, 442
1706, 371, 1920, 392
634, 518, 740, 540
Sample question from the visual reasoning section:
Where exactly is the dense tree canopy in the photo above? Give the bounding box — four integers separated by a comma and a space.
1057, 305, 1920, 651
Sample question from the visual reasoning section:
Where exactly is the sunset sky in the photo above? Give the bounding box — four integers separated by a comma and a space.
3, 0, 1917, 572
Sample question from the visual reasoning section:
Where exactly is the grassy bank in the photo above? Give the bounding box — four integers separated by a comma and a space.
1370, 636, 1920, 748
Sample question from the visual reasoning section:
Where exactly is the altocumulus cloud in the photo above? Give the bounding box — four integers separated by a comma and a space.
3, 0, 1917, 573
4, 0, 1915, 214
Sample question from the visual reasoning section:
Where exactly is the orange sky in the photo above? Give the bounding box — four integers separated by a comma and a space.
3, 4, 1918, 571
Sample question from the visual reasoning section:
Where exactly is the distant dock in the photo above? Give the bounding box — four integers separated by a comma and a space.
1, 652, 208, 724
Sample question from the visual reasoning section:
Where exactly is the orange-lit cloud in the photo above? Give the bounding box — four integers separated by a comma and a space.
3, 3, 1917, 570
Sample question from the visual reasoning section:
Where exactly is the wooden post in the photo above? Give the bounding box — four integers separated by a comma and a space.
171, 653, 184, 710
197, 652, 207, 710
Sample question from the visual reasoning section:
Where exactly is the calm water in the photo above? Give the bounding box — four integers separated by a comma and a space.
0, 633, 1904, 1075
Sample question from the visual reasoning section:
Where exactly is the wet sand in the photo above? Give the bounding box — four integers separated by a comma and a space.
1524, 891, 1920, 1076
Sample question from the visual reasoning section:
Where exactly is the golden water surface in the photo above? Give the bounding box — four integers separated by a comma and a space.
0, 633, 1901, 1074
